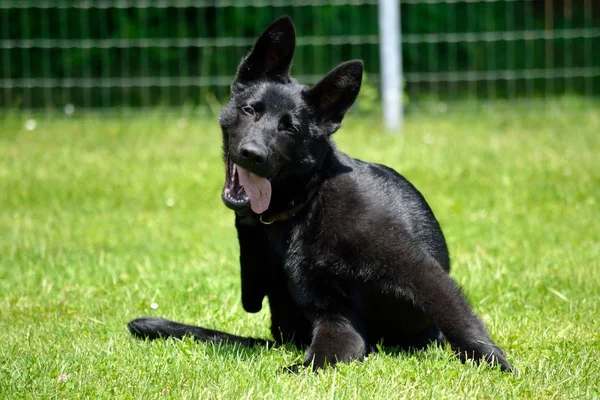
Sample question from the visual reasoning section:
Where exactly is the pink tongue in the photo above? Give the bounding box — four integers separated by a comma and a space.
236, 164, 272, 214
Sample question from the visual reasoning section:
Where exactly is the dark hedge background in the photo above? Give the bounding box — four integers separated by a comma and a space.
1, 0, 598, 108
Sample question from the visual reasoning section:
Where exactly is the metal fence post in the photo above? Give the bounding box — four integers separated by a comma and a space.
379, 0, 403, 132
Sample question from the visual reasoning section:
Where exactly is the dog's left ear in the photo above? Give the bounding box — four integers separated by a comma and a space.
304, 60, 363, 130
234, 16, 296, 87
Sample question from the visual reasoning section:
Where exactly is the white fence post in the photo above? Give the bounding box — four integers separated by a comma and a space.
378, 0, 403, 132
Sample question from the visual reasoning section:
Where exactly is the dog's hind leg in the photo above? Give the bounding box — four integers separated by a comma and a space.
127, 317, 270, 347
389, 254, 514, 372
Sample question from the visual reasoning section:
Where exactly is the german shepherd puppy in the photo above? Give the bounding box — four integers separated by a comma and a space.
128, 16, 513, 372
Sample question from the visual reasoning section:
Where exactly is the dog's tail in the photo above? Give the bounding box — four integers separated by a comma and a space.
127, 317, 271, 347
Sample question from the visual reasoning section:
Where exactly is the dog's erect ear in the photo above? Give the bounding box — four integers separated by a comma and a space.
304, 60, 363, 125
234, 16, 296, 86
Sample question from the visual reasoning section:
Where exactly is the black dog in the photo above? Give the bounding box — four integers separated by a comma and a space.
128, 16, 513, 373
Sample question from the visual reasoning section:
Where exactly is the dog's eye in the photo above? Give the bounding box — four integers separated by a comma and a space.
241, 106, 255, 116
287, 126, 299, 134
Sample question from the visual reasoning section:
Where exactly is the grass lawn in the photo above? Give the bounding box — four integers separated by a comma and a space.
1, 101, 599, 399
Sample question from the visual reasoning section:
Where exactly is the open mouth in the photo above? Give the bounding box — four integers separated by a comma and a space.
222, 156, 249, 211
222, 155, 272, 214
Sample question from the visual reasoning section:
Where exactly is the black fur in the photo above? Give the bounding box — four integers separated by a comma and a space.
128, 16, 513, 373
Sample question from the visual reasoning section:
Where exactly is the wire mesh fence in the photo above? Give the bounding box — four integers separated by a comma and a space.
1, 0, 599, 114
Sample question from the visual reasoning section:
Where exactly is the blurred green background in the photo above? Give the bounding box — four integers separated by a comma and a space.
1, 0, 599, 111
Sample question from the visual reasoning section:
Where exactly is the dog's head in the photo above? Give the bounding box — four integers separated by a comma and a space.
219, 16, 363, 214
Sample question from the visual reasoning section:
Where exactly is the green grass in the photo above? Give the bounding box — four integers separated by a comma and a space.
1, 101, 599, 399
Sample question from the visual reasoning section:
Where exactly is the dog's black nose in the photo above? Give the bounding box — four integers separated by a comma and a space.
239, 143, 267, 165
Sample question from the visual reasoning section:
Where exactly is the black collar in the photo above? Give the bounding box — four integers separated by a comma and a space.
259, 185, 319, 225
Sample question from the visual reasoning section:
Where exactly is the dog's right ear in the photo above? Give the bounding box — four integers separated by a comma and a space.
233, 16, 296, 88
